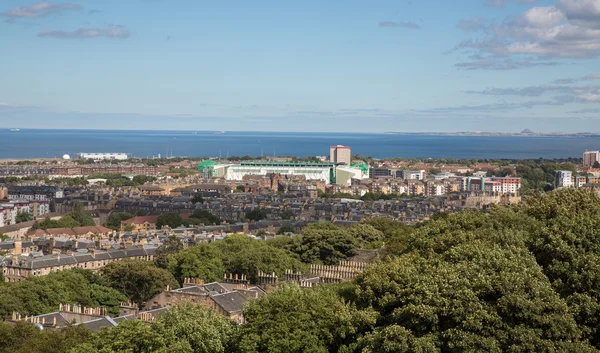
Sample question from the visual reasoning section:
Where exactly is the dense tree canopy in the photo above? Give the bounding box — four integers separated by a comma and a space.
100, 260, 179, 307
69, 304, 237, 353
155, 212, 184, 229
238, 284, 376, 353
167, 234, 306, 284
0, 270, 127, 319
285, 223, 359, 265
0, 322, 90, 353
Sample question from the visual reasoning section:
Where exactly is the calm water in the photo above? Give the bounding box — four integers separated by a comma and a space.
0, 129, 598, 159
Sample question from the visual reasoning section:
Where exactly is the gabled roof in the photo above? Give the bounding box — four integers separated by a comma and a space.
121, 216, 159, 225
210, 291, 248, 314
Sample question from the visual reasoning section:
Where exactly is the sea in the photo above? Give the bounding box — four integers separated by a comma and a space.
1, 129, 598, 160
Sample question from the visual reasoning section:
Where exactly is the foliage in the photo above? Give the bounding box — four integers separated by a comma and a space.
104, 212, 134, 230
0, 270, 127, 319
100, 260, 179, 307
189, 209, 220, 225
166, 234, 305, 283
351, 207, 594, 352
238, 284, 377, 353
33, 202, 95, 230
519, 188, 600, 347
287, 223, 358, 265
276, 224, 296, 235
0, 321, 91, 353
213, 234, 306, 282
159, 303, 239, 353
69, 304, 237, 353
245, 207, 267, 221
155, 212, 183, 229
15, 211, 33, 223
166, 243, 225, 283
154, 235, 184, 269
69, 320, 170, 353
191, 194, 205, 204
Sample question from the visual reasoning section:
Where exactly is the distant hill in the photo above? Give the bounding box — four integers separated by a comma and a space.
521, 129, 534, 134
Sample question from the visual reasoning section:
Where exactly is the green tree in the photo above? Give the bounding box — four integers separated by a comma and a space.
245, 208, 267, 221
347, 223, 383, 247
0, 270, 126, 319
167, 243, 225, 283
0, 321, 91, 353
15, 211, 33, 224
290, 223, 358, 265
276, 224, 295, 235
189, 209, 220, 225
104, 212, 134, 230
156, 212, 183, 229
100, 260, 179, 307
239, 284, 377, 353
160, 303, 239, 353
191, 194, 205, 204
154, 235, 184, 269
214, 234, 306, 282
67, 202, 95, 227
70, 320, 169, 353
594, 161, 600, 168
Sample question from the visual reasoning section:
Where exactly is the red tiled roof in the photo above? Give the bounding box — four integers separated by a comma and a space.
121, 216, 159, 225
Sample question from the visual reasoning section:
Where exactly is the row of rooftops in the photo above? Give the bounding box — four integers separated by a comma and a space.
1, 246, 157, 269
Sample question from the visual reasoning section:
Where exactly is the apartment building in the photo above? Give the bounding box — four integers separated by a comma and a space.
554, 170, 573, 189
7, 186, 63, 201
583, 151, 600, 167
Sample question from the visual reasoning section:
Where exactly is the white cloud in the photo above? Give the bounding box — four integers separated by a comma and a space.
484, 0, 538, 9
2, 2, 81, 21
378, 21, 420, 29
523, 6, 565, 27
456, 0, 600, 69
39, 25, 130, 39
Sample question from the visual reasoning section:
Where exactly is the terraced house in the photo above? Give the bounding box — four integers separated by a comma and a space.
0, 244, 156, 282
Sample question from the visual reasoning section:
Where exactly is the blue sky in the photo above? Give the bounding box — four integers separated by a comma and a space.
0, 0, 599, 132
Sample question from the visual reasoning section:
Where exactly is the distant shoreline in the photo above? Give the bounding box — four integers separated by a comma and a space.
2, 128, 599, 137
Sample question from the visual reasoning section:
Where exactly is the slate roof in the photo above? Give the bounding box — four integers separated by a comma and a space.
210, 291, 248, 314
79, 316, 118, 332
4, 246, 158, 270
26, 311, 70, 327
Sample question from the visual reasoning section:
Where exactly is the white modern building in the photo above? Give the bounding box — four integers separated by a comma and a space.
223, 161, 336, 184
335, 166, 367, 186
76, 153, 130, 160
399, 170, 426, 180
555, 170, 573, 189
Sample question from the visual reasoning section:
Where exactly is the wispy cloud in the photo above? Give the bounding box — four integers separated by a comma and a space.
38, 25, 130, 39
570, 108, 600, 114
455, 55, 558, 70
88, 9, 102, 15
484, 0, 539, 9
465, 75, 600, 107
2, 2, 81, 22
378, 21, 420, 29
416, 100, 559, 114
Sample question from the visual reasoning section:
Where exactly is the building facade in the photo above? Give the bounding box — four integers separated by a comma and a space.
584, 151, 600, 167
329, 145, 351, 165
76, 153, 130, 160
555, 170, 573, 189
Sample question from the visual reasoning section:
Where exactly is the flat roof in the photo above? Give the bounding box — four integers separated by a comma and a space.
239, 161, 335, 167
